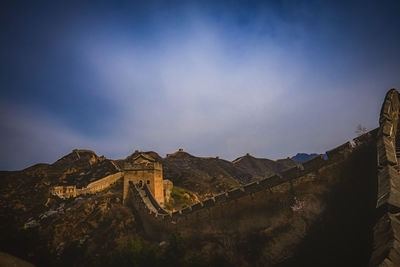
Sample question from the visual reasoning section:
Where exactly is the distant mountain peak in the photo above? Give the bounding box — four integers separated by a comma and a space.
291, 153, 319, 163
166, 149, 194, 158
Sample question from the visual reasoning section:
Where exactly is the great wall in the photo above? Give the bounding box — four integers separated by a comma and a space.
369, 88, 400, 266
45, 88, 400, 266
50, 172, 123, 198
50, 153, 173, 206
123, 88, 400, 266
126, 130, 374, 236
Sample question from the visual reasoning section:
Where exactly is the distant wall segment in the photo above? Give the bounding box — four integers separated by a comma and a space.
50, 172, 123, 199
50, 153, 170, 205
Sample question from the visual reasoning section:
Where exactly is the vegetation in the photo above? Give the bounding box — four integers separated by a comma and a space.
165, 187, 198, 211
103, 233, 230, 267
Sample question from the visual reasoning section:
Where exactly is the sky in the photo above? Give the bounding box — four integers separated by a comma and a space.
1, 0, 399, 170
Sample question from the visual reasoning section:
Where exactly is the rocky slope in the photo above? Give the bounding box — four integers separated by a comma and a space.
117, 149, 299, 198
232, 153, 300, 180
0, 150, 133, 266
0, 148, 302, 266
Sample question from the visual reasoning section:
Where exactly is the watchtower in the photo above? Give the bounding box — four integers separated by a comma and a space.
122, 153, 164, 205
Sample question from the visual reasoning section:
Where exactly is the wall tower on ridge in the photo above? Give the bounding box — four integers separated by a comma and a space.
122, 153, 164, 205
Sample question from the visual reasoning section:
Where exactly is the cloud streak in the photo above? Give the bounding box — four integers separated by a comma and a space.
0, 1, 398, 170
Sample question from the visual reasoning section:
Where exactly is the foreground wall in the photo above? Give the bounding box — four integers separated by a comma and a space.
127, 130, 377, 265
369, 88, 400, 267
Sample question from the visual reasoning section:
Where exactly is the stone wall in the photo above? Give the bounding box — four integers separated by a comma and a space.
126, 133, 376, 241
163, 179, 173, 203
77, 172, 123, 195
50, 172, 123, 199
50, 185, 77, 198
143, 183, 168, 214
123, 161, 164, 205
369, 88, 400, 266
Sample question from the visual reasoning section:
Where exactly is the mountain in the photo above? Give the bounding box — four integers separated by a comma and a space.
0, 148, 304, 265
291, 153, 319, 163
232, 153, 300, 180
117, 149, 300, 197
162, 150, 245, 196
117, 150, 246, 197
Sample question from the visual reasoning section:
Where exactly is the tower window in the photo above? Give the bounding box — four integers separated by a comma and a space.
147, 180, 150, 184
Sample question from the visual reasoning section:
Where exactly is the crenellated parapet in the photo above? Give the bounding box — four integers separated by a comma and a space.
122, 153, 166, 205
123, 161, 162, 172
50, 172, 123, 199
375, 88, 400, 210
369, 88, 400, 266
126, 129, 376, 240
167, 137, 367, 219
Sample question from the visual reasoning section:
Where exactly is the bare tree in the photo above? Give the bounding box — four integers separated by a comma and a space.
355, 124, 367, 136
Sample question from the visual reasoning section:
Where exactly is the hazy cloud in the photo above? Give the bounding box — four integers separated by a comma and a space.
0, 1, 398, 169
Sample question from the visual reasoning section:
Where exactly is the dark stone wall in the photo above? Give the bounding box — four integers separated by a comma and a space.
369, 88, 400, 267
127, 130, 378, 265
281, 135, 377, 266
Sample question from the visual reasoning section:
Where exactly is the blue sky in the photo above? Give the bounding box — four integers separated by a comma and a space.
1, 0, 399, 170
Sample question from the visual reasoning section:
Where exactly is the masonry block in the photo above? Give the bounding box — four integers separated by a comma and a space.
352, 128, 378, 146
377, 166, 400, 210
243, 181, 262, 193
302, 155, 325, 173
203, 198, 216, 208
181, 206, 192, 214
280, 167, 300, 181
227, 187, 246, 199
259, 175, 281, 188
382, 99, 392, 118
191, 202, 203, 212
214, 192, 228, 202
377, 137, 397, 167
382, 121, 394, 137
326, 142, 352, 161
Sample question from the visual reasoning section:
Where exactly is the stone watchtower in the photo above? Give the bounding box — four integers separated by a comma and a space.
122, 153, 164, 205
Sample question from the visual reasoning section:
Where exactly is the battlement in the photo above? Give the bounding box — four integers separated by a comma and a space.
50, 172, 123, 199
369, 88, 400, 266
123, 153, 166, 205
50, 185, 77, 198
122, 161, 162, 171
125, 129, 377, 241
127, 130, 376, 229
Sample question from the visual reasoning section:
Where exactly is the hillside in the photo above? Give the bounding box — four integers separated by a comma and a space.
117, 149, 299, 198
162, 150, 245, 196
0, 175, 135, 266
232, 153, 300, 180
0, 148, 307, 266
0, 149, 119, 235
0, 130, 382, 267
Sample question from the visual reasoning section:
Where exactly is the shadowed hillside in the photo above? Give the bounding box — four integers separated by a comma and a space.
233, 153, 300, 180
117, 149, 299, 197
